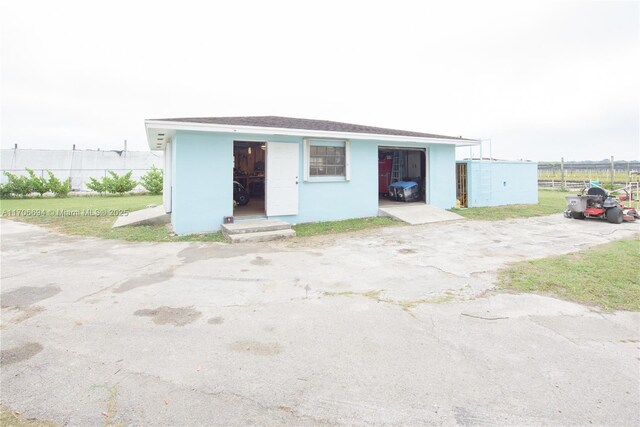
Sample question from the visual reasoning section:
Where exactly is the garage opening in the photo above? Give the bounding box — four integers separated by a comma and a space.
378, 147, 427, 206
233, 141, 266, 217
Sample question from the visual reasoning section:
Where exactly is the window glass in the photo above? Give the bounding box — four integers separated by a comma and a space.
309, 143, 346, 177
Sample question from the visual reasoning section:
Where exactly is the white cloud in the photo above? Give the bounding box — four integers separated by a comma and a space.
1, 0, 638, 160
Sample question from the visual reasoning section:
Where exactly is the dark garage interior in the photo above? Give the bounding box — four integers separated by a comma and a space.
378, 147, 426, 205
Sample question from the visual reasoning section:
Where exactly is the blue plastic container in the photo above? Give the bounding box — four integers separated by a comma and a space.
388, 181, 420, 202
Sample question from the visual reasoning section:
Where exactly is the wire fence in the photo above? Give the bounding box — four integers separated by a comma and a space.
538, 159, 640, 190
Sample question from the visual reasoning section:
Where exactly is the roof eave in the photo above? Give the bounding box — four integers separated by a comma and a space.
145, 119, 480, 150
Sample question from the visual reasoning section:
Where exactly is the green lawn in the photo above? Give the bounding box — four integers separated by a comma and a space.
451, 189, 640, 221
450, 190, 571, 220
0, 405, 57, 427
293, 217, 398, 237
1, 194, 162, 213
0, 195, 398, 241
499, 239, 640, 311
0, 195, 224, 242
2, 190, 635, 242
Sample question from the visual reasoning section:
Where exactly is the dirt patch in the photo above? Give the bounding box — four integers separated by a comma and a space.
1, 342, 43, 365
9, 306, 46, 325
398, 248, 417, 254
113, 269, 174, 293
278, 405, 294, 413
208, 316, 224, 325
229, 340, 282, 356
250, 256, 270, 266
92, 384, 118, 426
134, 306, 201, 326
1, 286, 60, 308
0, 404, 58, 427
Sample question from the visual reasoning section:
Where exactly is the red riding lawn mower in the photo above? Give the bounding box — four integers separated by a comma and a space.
564, 186, 639, 224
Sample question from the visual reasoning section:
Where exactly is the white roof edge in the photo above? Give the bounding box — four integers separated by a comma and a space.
145, 120, 480, 150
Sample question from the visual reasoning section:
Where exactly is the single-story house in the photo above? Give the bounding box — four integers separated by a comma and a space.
145, 116, 482, 235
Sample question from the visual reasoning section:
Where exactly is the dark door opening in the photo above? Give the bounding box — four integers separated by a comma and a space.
378, 147, 427, 206
456, 162, 468, 208
233, 141, 266, 217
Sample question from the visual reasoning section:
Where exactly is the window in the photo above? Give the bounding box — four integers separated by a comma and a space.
310, 145, 346, 176
304, 139, 351, 181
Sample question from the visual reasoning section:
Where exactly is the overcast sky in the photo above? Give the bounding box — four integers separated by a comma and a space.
1, 0, 638, 161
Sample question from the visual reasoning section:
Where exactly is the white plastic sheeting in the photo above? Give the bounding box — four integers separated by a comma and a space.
1, 149, 163, 191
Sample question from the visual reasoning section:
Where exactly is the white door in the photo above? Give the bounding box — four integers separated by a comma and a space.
266, 142, 299, 216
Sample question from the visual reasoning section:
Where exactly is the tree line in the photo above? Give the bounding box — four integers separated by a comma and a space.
1, 166, 163, 198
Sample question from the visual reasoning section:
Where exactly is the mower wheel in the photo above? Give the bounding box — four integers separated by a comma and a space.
235, 193, 249, 206
571, 212, 585, 220
606, 207, 623, 224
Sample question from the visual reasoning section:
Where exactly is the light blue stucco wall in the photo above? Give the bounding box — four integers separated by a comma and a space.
171, 130, 458, 234
172, 131, 234, 234
427, 144, 456, 209
294, 138, 378, 224
461, 160, 538, 207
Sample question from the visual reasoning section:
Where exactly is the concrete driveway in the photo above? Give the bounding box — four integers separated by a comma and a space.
1, 216, 638, 426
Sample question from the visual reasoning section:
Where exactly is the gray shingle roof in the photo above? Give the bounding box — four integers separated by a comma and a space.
153, 116, 475, 141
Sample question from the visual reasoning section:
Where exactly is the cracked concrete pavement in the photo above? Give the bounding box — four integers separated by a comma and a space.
1, 215, 639, 425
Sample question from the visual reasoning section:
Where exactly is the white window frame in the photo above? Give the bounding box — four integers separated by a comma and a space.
303, 138, 351, 182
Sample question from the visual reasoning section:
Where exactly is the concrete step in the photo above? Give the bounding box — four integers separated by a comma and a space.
226, 228, 296, 243
221, 219, 291, 235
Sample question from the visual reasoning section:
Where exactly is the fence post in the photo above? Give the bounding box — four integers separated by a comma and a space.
560, 157, 565, 189
610, 156, 614, 189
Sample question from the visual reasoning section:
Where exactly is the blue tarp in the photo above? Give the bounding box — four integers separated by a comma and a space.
389, 181, 418, 189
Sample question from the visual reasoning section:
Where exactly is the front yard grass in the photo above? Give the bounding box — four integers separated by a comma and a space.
498, 238, 640, 311
293, 217, 398, 237
450, 190, 571, 220
1, 196, 398, 242
0, 195, 224, 242
452, 189, 640, 221
3, 191, 635, 243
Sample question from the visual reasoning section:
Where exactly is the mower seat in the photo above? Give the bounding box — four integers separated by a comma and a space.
587, 187, 607, 199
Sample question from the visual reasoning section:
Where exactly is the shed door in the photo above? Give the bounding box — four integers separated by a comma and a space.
266, 142, 299, 216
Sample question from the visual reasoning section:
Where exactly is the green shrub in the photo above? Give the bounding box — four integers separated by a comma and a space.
46, 171, 70, 197
26, 168, 49, 196
3, 172, 33, 197
0, 183, 13, 199
86, 176, 107, 194
104, 170, 137, 195
140, 166, 163, 195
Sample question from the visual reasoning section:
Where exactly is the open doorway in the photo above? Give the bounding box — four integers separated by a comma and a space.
456, 162, 468, 208
378, 147, 427, 206
233, 141, 266, 217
